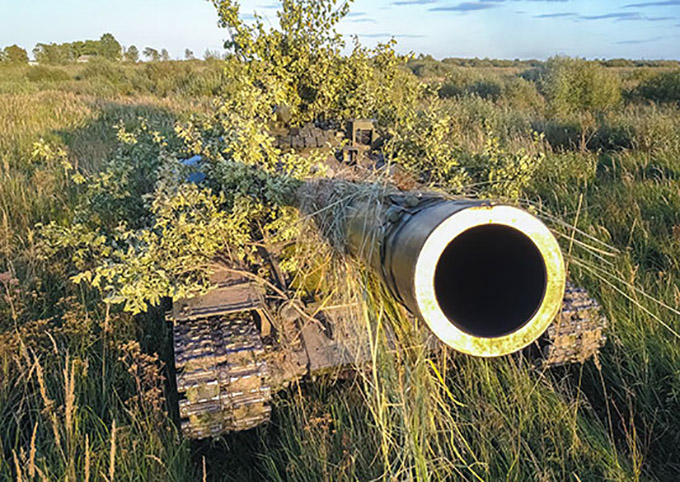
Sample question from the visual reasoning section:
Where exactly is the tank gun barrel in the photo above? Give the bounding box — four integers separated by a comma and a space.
297, 180, 566, 357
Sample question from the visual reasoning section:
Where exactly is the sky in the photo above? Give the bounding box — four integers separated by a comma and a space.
0, 0, 678, 60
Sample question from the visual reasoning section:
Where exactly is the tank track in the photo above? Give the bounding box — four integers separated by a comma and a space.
173, 315, 272, 439
540, 282, 608, 367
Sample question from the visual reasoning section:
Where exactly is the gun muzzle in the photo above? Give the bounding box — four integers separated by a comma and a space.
298, 182, 565, 357
347, 199, 564, 357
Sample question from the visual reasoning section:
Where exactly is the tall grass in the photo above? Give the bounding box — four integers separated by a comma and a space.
0, 79, 201, 481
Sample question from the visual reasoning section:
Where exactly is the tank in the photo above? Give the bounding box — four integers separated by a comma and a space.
169, 121, 607, 439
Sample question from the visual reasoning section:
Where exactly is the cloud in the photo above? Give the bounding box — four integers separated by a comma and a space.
429, 2, 501, 12
580, 12, 643, 20
576, 12, 676, 22
617, 36, 667, 44
534, 12, 577, 18
624, 0, 680, 7
344, 12, 377, 23
392, 0, 569, 6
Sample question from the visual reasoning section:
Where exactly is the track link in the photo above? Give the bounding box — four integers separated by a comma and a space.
541, 282, 608, 367
173, 315, 272, 439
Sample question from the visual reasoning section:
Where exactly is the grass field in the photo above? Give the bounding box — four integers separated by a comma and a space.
1, 27, 680, 482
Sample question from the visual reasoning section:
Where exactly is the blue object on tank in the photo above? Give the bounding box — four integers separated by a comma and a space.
182, 155, 203, 167
186, 172, 206, 183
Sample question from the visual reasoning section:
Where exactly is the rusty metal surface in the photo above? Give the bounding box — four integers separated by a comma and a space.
173, 315, 272, 439
300, 306, 373, 374
172, 282, 265, 322
541, 282, 608, 367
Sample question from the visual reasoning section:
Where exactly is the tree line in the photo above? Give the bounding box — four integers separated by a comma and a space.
0, 33, 221, 65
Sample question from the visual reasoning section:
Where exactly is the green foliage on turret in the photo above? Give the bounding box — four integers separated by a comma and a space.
213, 0, 418, 125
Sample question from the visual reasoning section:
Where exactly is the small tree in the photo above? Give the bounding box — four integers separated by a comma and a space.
540, 56, 622, 150
2, 45, 29, 64
33, 43, 71, 64
185, 48, 195, 60
211, 0, 417, 125
542, 56, 622, 117
143, 47, 160, 62
124, 45, 139, 63
160, 49, 170, 61
99, 33, 122, 61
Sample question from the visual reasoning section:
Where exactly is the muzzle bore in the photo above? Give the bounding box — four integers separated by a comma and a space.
384, 202, 565, 357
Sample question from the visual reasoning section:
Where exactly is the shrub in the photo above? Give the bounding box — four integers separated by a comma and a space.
501, 77, 545, 112
636, 69, 680, 104
467, 79, 503, 101
438, 81, 464, 99
77, 58, 128, 84
534, 118, 634, 152
541, 56, 622, 117
438, 68, 490, 100
439, 73, 544, 112
626, 105, 680, 152
26, 66, 70, 82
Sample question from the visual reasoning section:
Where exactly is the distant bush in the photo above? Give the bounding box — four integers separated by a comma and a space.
78, 58, 128, 83
533, 118, 633, 152
501, 77, 545, 111
591, 122, 634, 152
26, 66, 71, 82
636, 70, 680, 104
467, 80, 503, 101
541, 56, 622, 117
71, 59, 228, 97
622, 105, 680, 152
408, 59, 456, 79
440, 74, 544, 112
437, 68, 479, 98
409, 56, 542, 79
601, 58, 635, 68
519, 66, 542, 83
533, 120, 582, 151
438, 81, 463, 98
438, 70, 504, 100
